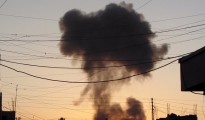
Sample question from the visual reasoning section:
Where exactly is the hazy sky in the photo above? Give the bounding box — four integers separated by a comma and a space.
0, 0, 205, 120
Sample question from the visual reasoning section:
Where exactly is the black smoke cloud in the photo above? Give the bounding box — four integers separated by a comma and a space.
59, 2, 168, 120
108, 97, 146, 120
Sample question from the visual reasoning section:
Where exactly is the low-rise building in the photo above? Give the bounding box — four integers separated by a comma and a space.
157, 113, 197, 120
0, 93, 15, 120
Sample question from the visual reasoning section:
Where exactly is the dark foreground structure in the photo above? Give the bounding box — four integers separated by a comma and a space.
179, 46, 205, 92
157, 113, 197, 120
0, 93, 15, 120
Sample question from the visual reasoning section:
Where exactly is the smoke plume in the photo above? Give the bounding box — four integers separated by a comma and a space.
59, 2, 168, 120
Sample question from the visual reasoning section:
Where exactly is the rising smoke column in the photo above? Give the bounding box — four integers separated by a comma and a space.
59, 2, 168, 120
108, 98, 146, 120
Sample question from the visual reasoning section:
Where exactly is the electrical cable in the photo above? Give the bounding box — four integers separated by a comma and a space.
0, 47, 189, 62
17, 110, 45, 120
191, 91, 204, 95
136, 0, 153, 10
0, 13, 58, 21
0, 48, 70, 60
0, 26, 203, 61
164, 19, 205, 30
1, 23, 205, 42
155, 27, 205, 42
155, 102, 204, 112
0, 11, 204, 23
150, 13, 205, 23
0, 58, 179, 83
0, 53, 187, 69
15, 95, 94, 114
1, 26, 202, 62
0, 34, 48, 54
0, 0, 7, 9
168, 35, 205, 45
0, 24, 204, 62
156, 99, 204, 107
1, 33, 203, 61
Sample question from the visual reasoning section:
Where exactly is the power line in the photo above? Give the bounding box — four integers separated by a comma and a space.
15, 95, 94, 114
0, 48, 69, 60
155, 99, 204, 107
0, 9, 204, 23
0, 54, 186, 69
0, 13, 58, 21
1, 35, 203, 61
0, 58, 179, 83
191, 91, 204, 96
168, 35, 205, 45
0, 25, 204, 61
0, 34, 48, 54
150, 13, 205, 23
164, 19, 205, 30
1, 33, 203, 61
0, 0, 8, 9
155, 27, 205, 42
2, 40, 47, 54
0, 23, 204, 61
136, 0, 153, 10
0, 47, 188, 62
0, 23, 205, 42
16, 110, 46, 120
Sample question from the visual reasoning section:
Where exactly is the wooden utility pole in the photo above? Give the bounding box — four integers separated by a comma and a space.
151, 98, 154, 120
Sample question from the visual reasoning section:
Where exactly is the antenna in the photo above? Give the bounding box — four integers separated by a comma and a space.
11, 98, 14, 111
8, 101, 11, 110
167, 103, 170, 115
193, 104, 197, 115
154, 106, 158, 119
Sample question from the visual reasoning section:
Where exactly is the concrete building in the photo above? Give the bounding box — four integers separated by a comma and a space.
0, 93, 15, 120
179, 46, 205, 91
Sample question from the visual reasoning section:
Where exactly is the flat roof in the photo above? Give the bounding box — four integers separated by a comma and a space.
179, 46, 205, 63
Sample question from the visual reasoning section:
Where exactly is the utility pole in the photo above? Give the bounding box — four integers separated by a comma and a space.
0, 53, 1, 83
15, 85, 18, 112
14, 85, 18, 120
151, 98, 154, 120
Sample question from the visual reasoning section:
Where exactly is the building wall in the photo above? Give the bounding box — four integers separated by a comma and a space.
179, 47, 205, 91
2, 112, 15, 120
0, 93, 15, 120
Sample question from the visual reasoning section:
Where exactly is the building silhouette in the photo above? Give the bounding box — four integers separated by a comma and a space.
179, 46, 205, 91
179, 46, 205, 92
157, 113, 197, 120
0, 93, 15, 120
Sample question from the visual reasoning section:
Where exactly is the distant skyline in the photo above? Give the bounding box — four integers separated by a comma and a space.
0, 0, 205, 120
